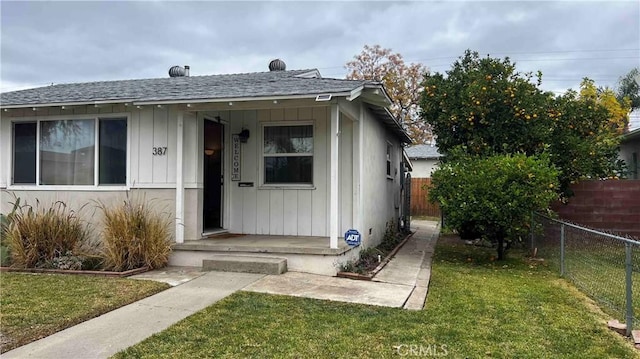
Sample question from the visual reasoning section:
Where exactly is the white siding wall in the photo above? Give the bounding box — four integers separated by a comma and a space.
0, 189, 177, 241
0, 104, 190, 240
210, 107, 331, 237
361, 107, 403, 247
0, 116, 9, 189
339, 114, 353, 235
0, 101, 403, 244
410, 159, 440, 178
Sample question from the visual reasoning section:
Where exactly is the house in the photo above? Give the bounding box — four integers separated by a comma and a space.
0, 60, 411, 275
405, 144, 442, 217
405, 144, 442, 178
620, 127, 640, 179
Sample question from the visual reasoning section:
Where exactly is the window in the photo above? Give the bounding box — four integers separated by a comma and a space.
12, 123, 37, 184
386, 142, 393, 178
11, 117, 127, 186
263, 124, 313, 184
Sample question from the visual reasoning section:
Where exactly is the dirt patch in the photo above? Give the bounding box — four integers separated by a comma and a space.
0, 332, 14, 353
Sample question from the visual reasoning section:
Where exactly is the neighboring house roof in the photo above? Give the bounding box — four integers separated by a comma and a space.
621, 127, 640, 143
0, 68, 411, 143
405, 144, 442, 159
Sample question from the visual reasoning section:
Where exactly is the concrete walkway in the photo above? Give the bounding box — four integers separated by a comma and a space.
2, 271, 264, 359
244, 220, 440, 310
376, 220, 439, 310
3, 220, 439, 358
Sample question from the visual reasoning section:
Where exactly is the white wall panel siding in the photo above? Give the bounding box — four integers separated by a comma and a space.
166, 107, 178, 184
0, 189, 177, 241
184, 188, 201, 240
152, 106, 168, 183
138, 107, 154, 184
361, 106, 402, 247
228, 110, 244, 232
339, 115, 353, 234
241, 110, 258, 234
0, 118, 9, 188
1, 100, 403, 244
297, 190, 312, 236
311, 106, 328, 236
269, 189, 284, 235
256, 190, 271, 234
219, 106, 329, 236
183, 112, 199, 185
283, 190, 298, 235
129, 110, 140, 185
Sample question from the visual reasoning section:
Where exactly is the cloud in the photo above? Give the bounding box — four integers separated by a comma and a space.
1, 0, 638, 97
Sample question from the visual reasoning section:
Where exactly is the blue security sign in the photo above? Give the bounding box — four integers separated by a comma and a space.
344, 229, 361, 247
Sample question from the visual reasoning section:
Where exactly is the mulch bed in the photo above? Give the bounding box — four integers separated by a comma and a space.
336, 231, 415, 281
0, 266, 149, 277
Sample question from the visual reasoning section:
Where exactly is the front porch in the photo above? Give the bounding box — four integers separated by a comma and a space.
169, 234, 359, 276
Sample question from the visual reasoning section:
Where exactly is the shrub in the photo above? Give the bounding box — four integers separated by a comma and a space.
430, 152, 559, 260
4, 199, 89, 268
1, 200, 21, 266
98, 196, 172, 271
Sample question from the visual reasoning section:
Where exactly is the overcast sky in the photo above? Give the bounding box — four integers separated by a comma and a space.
1, 1, 639, 124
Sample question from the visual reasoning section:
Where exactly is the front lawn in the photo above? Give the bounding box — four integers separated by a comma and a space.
0, 273, 169, 352
114, 236, 639, 358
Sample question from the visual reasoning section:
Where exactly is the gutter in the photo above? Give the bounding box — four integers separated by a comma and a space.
0, 92, 354, 110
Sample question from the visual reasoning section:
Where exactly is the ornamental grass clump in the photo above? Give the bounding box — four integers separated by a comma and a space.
98, 196, 171, 271
4, 198, 89, 269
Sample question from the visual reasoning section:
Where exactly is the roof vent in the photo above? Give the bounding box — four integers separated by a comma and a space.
268, 59, 286, 71
169, 65, 186, 77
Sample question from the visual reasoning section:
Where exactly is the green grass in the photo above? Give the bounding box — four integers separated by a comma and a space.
114, 235, 639, 359
535, 235, 640, 329
0, 273, 169, 353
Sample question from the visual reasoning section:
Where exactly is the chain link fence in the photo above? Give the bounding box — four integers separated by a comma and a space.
531, 213, 640, 336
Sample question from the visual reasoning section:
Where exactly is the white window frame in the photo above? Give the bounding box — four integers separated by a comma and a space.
386, 141, 394, 180
259, 121, 315, 189
8, 113, 130, 191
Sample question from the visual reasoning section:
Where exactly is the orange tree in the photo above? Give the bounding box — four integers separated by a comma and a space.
430, 152, 558, 260
421, 50, 624, 197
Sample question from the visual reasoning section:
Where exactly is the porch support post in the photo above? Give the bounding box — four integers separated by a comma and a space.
329, 104, 340, 249
175, 112, 185, 243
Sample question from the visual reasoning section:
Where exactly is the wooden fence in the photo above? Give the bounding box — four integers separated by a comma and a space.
410, 177, 440, 217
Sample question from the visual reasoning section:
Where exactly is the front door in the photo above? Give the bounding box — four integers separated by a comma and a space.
203, 119, 224, 231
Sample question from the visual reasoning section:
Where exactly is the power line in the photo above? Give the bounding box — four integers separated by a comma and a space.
319, 48, 640, 71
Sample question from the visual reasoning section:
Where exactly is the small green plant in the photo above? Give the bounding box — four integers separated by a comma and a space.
339, 220, 403, 274
1, 199, 21, 266
47, 250, 84, 270
4, 199, 90, 269
98, 195, 172, 271
378, 220, 402, 252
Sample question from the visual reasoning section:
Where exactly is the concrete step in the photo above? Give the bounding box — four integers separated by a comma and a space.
202, 255, 287, 275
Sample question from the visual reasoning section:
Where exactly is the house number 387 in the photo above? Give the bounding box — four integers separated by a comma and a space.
153, 147, 167, 156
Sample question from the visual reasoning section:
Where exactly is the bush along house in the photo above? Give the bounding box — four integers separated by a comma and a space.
0, 59, 411, 275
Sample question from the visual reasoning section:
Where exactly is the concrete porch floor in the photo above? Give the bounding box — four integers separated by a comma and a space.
170, 234, 359, 275
173, 234, 351, 255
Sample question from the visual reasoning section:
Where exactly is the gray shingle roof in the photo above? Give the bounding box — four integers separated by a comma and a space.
0, 69, 369, 107
405, 144, 442, 159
